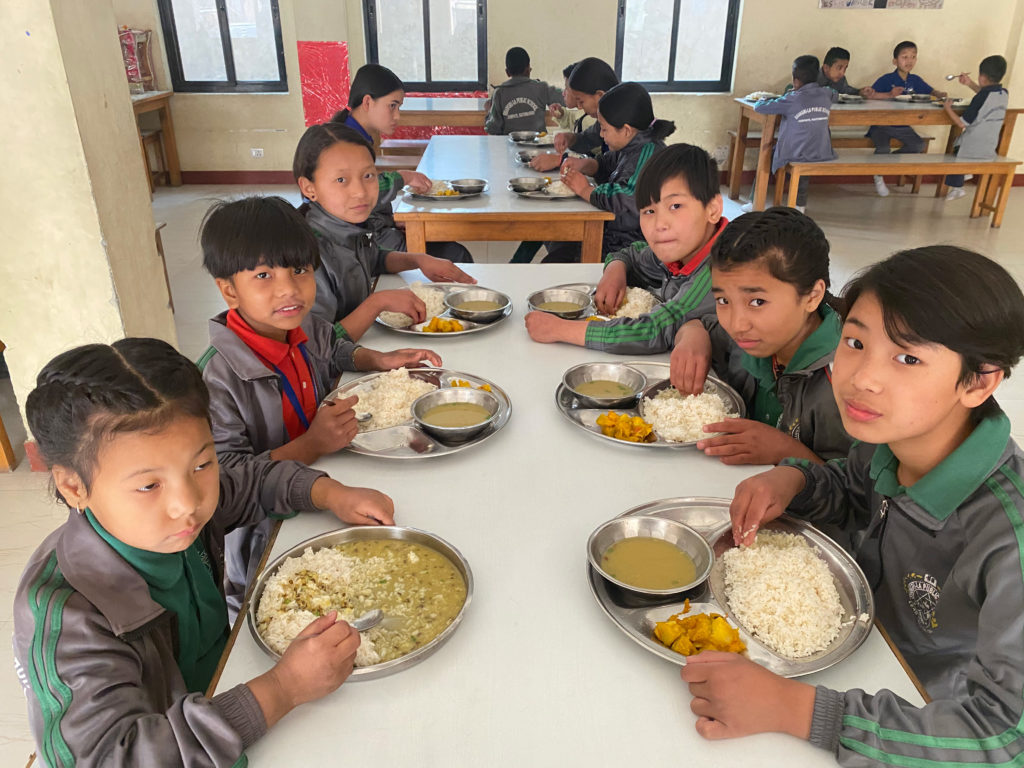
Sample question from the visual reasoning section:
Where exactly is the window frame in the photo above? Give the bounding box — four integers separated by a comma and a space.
362, 0, 488, 92
613, 0, 741, 93
156, 0, 288, 94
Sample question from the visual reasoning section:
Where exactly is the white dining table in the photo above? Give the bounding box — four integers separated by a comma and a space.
393, 135, 615, 262
213, 263, 924, 767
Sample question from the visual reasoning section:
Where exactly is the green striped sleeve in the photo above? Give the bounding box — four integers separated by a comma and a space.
378, 171, 402, 194
196, 346, 217, 371
592, 143, 656, 199
333, 322, 351, 342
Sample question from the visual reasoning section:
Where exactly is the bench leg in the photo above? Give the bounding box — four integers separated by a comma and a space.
992, 171, 1013, 228
970, 176, 987, 218
935, 179, 948, 198
786, 171, 802, 208
911, 175, 922, 194
729, 115, 748, 199
772, 168, 785, 206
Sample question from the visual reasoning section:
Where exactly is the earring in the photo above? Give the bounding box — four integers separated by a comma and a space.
76, 503, 82, 514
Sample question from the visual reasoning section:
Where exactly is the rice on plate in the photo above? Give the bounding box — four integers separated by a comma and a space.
378, 282, 447, 328
721, 531, 844, 658
612, 287, 657, 319
545, 179, 575, 196
641, 387, 737, 443
351, 368, 437, 431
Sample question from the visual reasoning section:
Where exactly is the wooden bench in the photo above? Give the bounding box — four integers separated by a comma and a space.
380, 139, 429, 156
374, 155, 421, 171
779, 153, 1021, 227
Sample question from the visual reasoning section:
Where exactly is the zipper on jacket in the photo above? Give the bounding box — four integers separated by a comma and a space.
869, 498, 890, 592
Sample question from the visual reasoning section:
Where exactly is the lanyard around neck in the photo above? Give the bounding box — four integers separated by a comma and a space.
271, 342, 318, 431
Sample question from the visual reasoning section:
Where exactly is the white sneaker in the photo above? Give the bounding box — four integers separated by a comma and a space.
873, 175, 890, 197
794, 205, 806, 213
740, 201, 753, 213
964, 174, 974, 181
946, 187, 967, 201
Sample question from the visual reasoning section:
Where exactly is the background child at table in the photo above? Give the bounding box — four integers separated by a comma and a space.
746, 55, 836, 213
14, 339, 394, 766
198, 196, 440, 617
817, 46, 874, 97
293, 123, 476, 332
943, 55, 1009, 201
484, 47, 563, 135
330, 64, 472, 264
531, 57, 618, 172
548, 61, 588, 131
684, 247, 1024, 767
866, 40, 947, 197
672, 208, 851, 465
525, 143, 725, 351
543, 82, 675, 263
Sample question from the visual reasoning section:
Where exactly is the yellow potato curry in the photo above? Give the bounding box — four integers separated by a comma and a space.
652, 599, 746, 657
596, 411, 655, 443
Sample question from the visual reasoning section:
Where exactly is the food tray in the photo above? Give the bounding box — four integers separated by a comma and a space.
587, 497, 875, 677
405, 185, 487, 202
538, 282, 662, 320
837, 94, 865, 103
325, 367, 511, 459
514, 148, 547, 164
514, 188, 578, 200
555, 361, 745, 449
248, 526, 473, 679
375, 283, 512, 336
509, 135, 556, 147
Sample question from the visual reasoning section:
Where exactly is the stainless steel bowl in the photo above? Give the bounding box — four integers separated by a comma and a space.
450, 177, 487, 194
516, 148, 544, 162
411, 387, 500, 443
526, 288, 591, 319
910, 93, 932, 103
587, 516, 714, 597
444, 288, 511, 323
508, 176, 547, 192
509, 130, 540, 142
247, 526, 473, 679
562, 362, 647, 408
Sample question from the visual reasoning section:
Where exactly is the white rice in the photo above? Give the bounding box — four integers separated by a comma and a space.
545, 179, 575, 196
721, 531, 844, 658
378, 282, 447, 328
427, 179, 453, 195
641, 388, 736, 443
613, 287, 657, 318
351, 368, 437, 432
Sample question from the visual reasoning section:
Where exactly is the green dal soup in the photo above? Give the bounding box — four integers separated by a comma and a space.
456, 300, 502, 311
574, 380, 634, 399
601, 536, 696, 590
421, 402, 492, 428
536, 301, 583, 313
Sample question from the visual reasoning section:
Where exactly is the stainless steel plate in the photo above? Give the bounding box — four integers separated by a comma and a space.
515, 188, 578, 200
248, 526, 473, 680
375, 283, 512, 336
406, 186, 487, 201
326, 367, 511, 459
588, 497, 875, 677
555, 361, 745, 449
509, 136, 556, 147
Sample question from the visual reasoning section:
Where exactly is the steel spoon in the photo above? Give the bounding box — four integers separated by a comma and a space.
349, 609, 383, 632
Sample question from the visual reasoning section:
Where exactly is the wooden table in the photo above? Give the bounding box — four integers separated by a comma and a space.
729, 97, 1022, 211
130, 90, 181, 187
213, 263, 924, 767
400, 97, 488, 128
394, 136, 614, 262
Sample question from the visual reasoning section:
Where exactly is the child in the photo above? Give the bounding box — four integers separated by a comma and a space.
484, 47, 563, 135
543, 82, 676, 263
683, 247, 1024, 766
329, 64, 472, 263
943, 55, 1009, 201
867, 41, 947, 197
531, 57, 619, 173
548, 61, 589, 131
294, 123, 476, 333
198, 196, 440, 616
671, 208, 851, 465
747, 55, 836, 213
13, 338, 396, 765
817, 46, 874, 97
525, 143, 725, 352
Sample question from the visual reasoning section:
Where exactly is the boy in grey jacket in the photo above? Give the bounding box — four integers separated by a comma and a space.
682, 246, 1024, 767
485, 47, 563, 135
943, 55, 1009, 200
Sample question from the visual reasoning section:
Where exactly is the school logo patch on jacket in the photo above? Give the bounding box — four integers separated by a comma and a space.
903, 571, 940, 633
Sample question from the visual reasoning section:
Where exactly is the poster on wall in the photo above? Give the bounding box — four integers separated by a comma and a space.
820, 0, 943, 7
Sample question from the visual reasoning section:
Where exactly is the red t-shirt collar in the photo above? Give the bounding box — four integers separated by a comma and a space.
225, 309, 308, 367
664, 217, 729, 277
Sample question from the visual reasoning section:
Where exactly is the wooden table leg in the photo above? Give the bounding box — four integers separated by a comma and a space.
786, 169, 802, 208
580, 220, 605, 264
772, 168, 785, 206
753, 115, 778, 211
158, 101, 182, 186
985, 112, 1019, 209
729, 113, 750, 199
970, 177, 985, 218
992, 171, 1014, 228
404, 221, 427, 253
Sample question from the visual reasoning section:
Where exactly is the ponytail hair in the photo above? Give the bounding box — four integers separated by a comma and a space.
710, 207, 842, 314
598, 82, 675, 142
25, 339, 210, 500
293, 122, 376, 183
332, 63, 405, 123
567, 57, 619, 94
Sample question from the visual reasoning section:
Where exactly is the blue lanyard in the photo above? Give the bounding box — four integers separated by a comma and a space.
271, 343, 318, 431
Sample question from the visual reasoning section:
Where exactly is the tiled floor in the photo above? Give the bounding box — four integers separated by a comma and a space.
2, 179, 1024, 765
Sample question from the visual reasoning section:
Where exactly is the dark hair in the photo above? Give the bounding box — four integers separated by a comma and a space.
598, 82, 675, 142
25, 339, 210, 501
201, 196, 320, 279
893, 40, 916, 59
793, 55, 820, 86
711, 207, 840, 312
293, 122, 375, 183
506, 47, 530, 75
635, 143, 719, 209
567, 57, 619, 94
562, 61, 579, 79
842, 246, 1024, 386
823, 47, 850, 67
980, 55, 1007, 82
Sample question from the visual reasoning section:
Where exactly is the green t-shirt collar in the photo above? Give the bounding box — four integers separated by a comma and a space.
742, 303, 841, 384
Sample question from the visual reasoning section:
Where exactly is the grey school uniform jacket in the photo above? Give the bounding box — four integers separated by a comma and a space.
13, 459, 326, 767
485, 76, 563, 134
305, 201, 390, 326
779, 402, 1024, 766
816, 70, 861, 96
755, 82, 838, 173
956, 85, 1009, 159
367, 170, 406, 252
572, 119, 606, 157
589, 129, 664, 253
582, 220, 725, 354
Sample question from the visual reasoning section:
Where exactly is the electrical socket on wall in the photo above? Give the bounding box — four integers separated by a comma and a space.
250, 147, 264, 159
